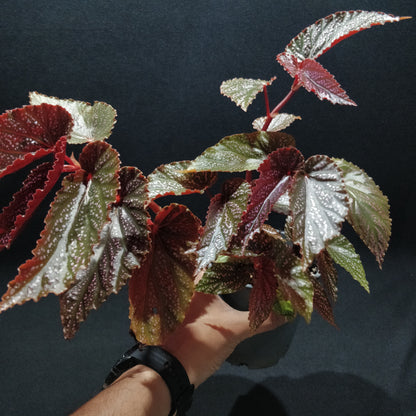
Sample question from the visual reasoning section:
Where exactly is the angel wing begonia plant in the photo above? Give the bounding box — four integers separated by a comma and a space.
0, 11, 410, 344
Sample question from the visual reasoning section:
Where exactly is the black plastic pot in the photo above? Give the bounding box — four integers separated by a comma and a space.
222, 287, 298, 369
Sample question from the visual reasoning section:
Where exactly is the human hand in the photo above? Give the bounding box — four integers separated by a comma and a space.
162, 291, 288, 387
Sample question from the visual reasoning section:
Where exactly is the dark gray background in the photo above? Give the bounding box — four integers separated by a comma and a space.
0, 1, 415, 415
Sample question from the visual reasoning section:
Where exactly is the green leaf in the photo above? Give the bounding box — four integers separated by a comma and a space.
59, 167, 151, 339
129, 203, 201, 345
196, 255, 253, 295
220, 77, 275, 112
279, 262, 314, 322
252, 113, 301, 132
187, 131, 295, 173
326, 234, 368, 292
29, 91, 117, 144
333, 158, 391, 267
147, 160, 217, 201
197, 178, 250, 272
290, 155, 348, 268
0, 141, 120, 312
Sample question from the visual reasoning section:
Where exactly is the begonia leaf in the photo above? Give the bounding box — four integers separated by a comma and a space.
333, 158, 391, 267
310, 275, 336, 326
252, 113, 301, 132
0, 104, 73, 178
260, 229, 314, 322
220, 77, 275, 112
196, 255, 253, 295
0, 137, 67, 251
290, 155, 348, 268
326, 234, 368, 292
277, 11, 403, 106
187, 131, 295, 172
278, 11, 403, 62
316, 249, 338, 302
0, 141, 120, 312
129, 203, 201, 345
249, 256, 278, 330
197, 178, 250, 272
60, 167, 151, 339
29, 92, 117, 144
238, 147, 304, 248
147, 160, 217, 201
278, 262, 314, 322
297, 59, 356, 105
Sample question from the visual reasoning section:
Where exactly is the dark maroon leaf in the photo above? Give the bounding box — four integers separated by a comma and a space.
317, 250, 338, 302
129, 203, 201, 344
0, 137, 67, 250
237, 147, 304, 248
311, 275, 336, 327
297, 59, 356, 105
0, 104, 73, 178
249, 256, 278, 330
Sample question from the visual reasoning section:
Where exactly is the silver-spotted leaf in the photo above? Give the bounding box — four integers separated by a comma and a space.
60, 167, 151, 339
326, 234, 368, 292
278, 262, 314, 323
220, 77, 275, 112
290, 155, 348, 268
196, 255, 253, 295
197, 178, 250, 272
147, 160, 217, 201
238, 147, 304, 248
0, 104, 73, 178
279, 11, 403, 62
129, 203, 201, 345
333, 158, 391, 267
0, 141, 120, 312
29, 92, 117, 144
252, 113, 301, 132
187, 131, 295, 172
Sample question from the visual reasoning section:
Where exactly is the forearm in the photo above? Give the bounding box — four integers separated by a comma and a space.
71, 365, 171, 416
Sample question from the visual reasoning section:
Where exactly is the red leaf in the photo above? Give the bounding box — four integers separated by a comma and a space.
298, 59, 356, 106
129, 203, 201, 344
0, 104, 73, 178
0, 137, 67, 250
249, 256, 278, 330
237, 147, 304, 248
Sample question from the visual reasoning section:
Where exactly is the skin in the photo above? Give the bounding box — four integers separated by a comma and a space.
71, 292, 287, 416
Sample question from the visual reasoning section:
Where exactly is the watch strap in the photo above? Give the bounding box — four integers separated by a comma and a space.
104, 343, 194, 416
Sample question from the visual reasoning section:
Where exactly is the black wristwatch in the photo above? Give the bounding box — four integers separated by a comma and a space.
104, 343, 194, 416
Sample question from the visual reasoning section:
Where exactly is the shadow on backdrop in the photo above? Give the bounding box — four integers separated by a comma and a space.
190, 372, 413, 416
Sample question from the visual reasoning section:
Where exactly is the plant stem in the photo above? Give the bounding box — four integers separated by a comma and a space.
263, 85, 271, 118
148, 200, 162, 215
262, 79, 301, 131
